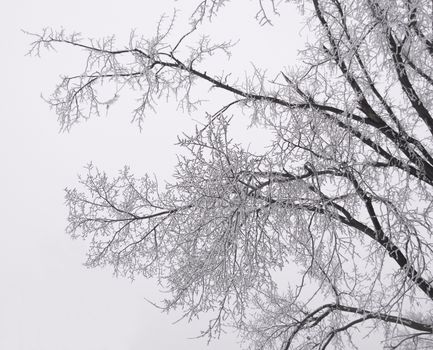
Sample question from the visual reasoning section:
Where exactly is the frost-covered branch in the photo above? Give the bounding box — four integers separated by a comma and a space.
34, 0, 433, 348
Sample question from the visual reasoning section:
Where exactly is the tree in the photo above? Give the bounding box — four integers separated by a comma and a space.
29, 0, 433, 348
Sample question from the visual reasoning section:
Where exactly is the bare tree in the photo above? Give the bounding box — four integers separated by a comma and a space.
29, 0, 433, 348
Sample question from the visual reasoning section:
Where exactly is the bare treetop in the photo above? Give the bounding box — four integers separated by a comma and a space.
31, 0, 433, 349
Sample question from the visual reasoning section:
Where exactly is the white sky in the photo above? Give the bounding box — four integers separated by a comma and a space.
1, 1, 306, 349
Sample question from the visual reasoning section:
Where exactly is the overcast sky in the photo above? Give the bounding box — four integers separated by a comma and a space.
1, 1, 305, 349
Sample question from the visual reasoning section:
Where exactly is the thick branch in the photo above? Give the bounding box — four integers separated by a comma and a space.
283, 302, 432, 350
